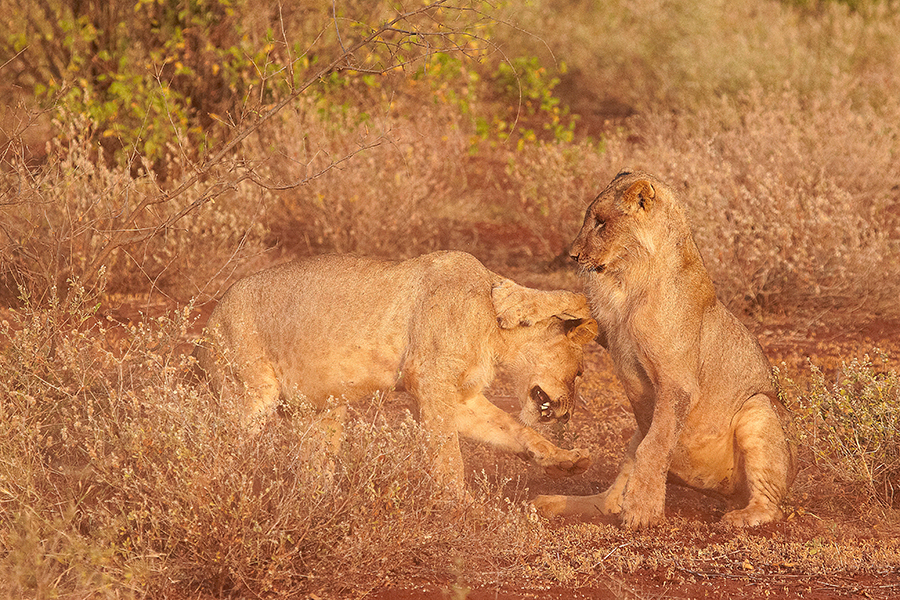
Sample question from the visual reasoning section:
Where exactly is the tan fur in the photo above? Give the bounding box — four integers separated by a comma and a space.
532, 170, 797, 528
195, 250, 598, 493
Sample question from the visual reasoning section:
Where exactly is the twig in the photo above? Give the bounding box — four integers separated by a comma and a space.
247, 137, 387, 191
0, 47, 27, 72
593, 541, 633, 566
332, 0, 346, 53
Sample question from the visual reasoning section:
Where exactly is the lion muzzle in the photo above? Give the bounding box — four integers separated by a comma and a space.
569, 250, 605, 275
531, 386, 570, 424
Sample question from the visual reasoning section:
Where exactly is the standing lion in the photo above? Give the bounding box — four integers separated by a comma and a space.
534, 169, 796, 528
195, 250, 598, 494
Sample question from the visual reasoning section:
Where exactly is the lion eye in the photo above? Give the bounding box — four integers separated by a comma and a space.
594, 216, 605, 230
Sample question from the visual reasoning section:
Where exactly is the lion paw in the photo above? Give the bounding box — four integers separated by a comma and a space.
620, 488, 665, 529
722, 503, 783, 527
542, 448, 591, 479
620, 505, 664, 529
531, 494, 569, 517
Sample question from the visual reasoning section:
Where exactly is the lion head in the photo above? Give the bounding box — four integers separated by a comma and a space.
570, 168, 693, 278
491, 279, 598, 425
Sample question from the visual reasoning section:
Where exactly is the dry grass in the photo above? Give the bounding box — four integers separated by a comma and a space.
0, 285, 550, 597
3, 0, 900, 597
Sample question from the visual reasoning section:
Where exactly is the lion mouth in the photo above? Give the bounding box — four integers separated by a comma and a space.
531, 387, 568, 423
576, 260, 605, 275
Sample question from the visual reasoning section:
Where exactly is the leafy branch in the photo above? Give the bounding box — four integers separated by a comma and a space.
1, 1, 494, 304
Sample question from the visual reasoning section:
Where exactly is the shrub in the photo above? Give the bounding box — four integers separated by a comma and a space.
792, 353, 900, 510
475, 56, 577, 148
1, 0, 515, 305
2, 0, 243, 164
599, 78, 900, 314
254, 95, 464, 258
492, 0, 900, 116
0, 105, 269, 304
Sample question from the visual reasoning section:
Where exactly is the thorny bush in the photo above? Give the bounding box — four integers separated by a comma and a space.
795, 353, 900, 510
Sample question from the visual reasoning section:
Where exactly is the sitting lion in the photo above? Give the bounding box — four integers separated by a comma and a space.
533, 169, 796, 528
195, 250, 598, 493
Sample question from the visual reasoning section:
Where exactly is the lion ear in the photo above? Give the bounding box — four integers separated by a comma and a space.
492, 279, 592, 329
565, 318, 599, 345
492, 279, 536, 328
621, 179, 656, 214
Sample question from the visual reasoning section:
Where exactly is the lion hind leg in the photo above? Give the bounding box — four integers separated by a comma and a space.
722, 394, 793, 527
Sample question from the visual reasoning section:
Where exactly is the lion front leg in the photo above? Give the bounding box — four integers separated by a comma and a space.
417, 402, 468, 496
617, 384, 691, 529
619, 448, 667, 529
455, 393, 591, 478
230, 358, 282, 432
532, 430, 638, 518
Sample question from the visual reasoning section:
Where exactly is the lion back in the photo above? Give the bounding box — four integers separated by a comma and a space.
198, 252, 503, 405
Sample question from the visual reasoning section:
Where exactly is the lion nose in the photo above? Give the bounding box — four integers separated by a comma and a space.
569, 234, 587, 262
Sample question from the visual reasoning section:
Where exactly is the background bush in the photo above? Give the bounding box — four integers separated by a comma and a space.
4, 0, 899, 313
786, 353, 900, 510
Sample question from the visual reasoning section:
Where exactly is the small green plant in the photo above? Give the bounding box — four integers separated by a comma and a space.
7, 0, 247, 165
496, 56, 576, 142
801, 353, 900, 509
414, 51, 481, 117
475, 56, 576, 150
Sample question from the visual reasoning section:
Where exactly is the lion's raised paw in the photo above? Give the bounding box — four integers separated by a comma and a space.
542, 449, 591, 479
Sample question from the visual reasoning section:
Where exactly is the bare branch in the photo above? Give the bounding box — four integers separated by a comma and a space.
81, 1, 468, 290
248, 136, 388, 192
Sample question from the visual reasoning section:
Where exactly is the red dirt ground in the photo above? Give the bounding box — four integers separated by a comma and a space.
364, 311, 900, 600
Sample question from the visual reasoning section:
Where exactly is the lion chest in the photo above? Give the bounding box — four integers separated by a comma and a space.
606, 326, 656, 415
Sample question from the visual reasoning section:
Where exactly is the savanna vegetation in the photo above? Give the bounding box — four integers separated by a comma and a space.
1, 0, 899, 597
